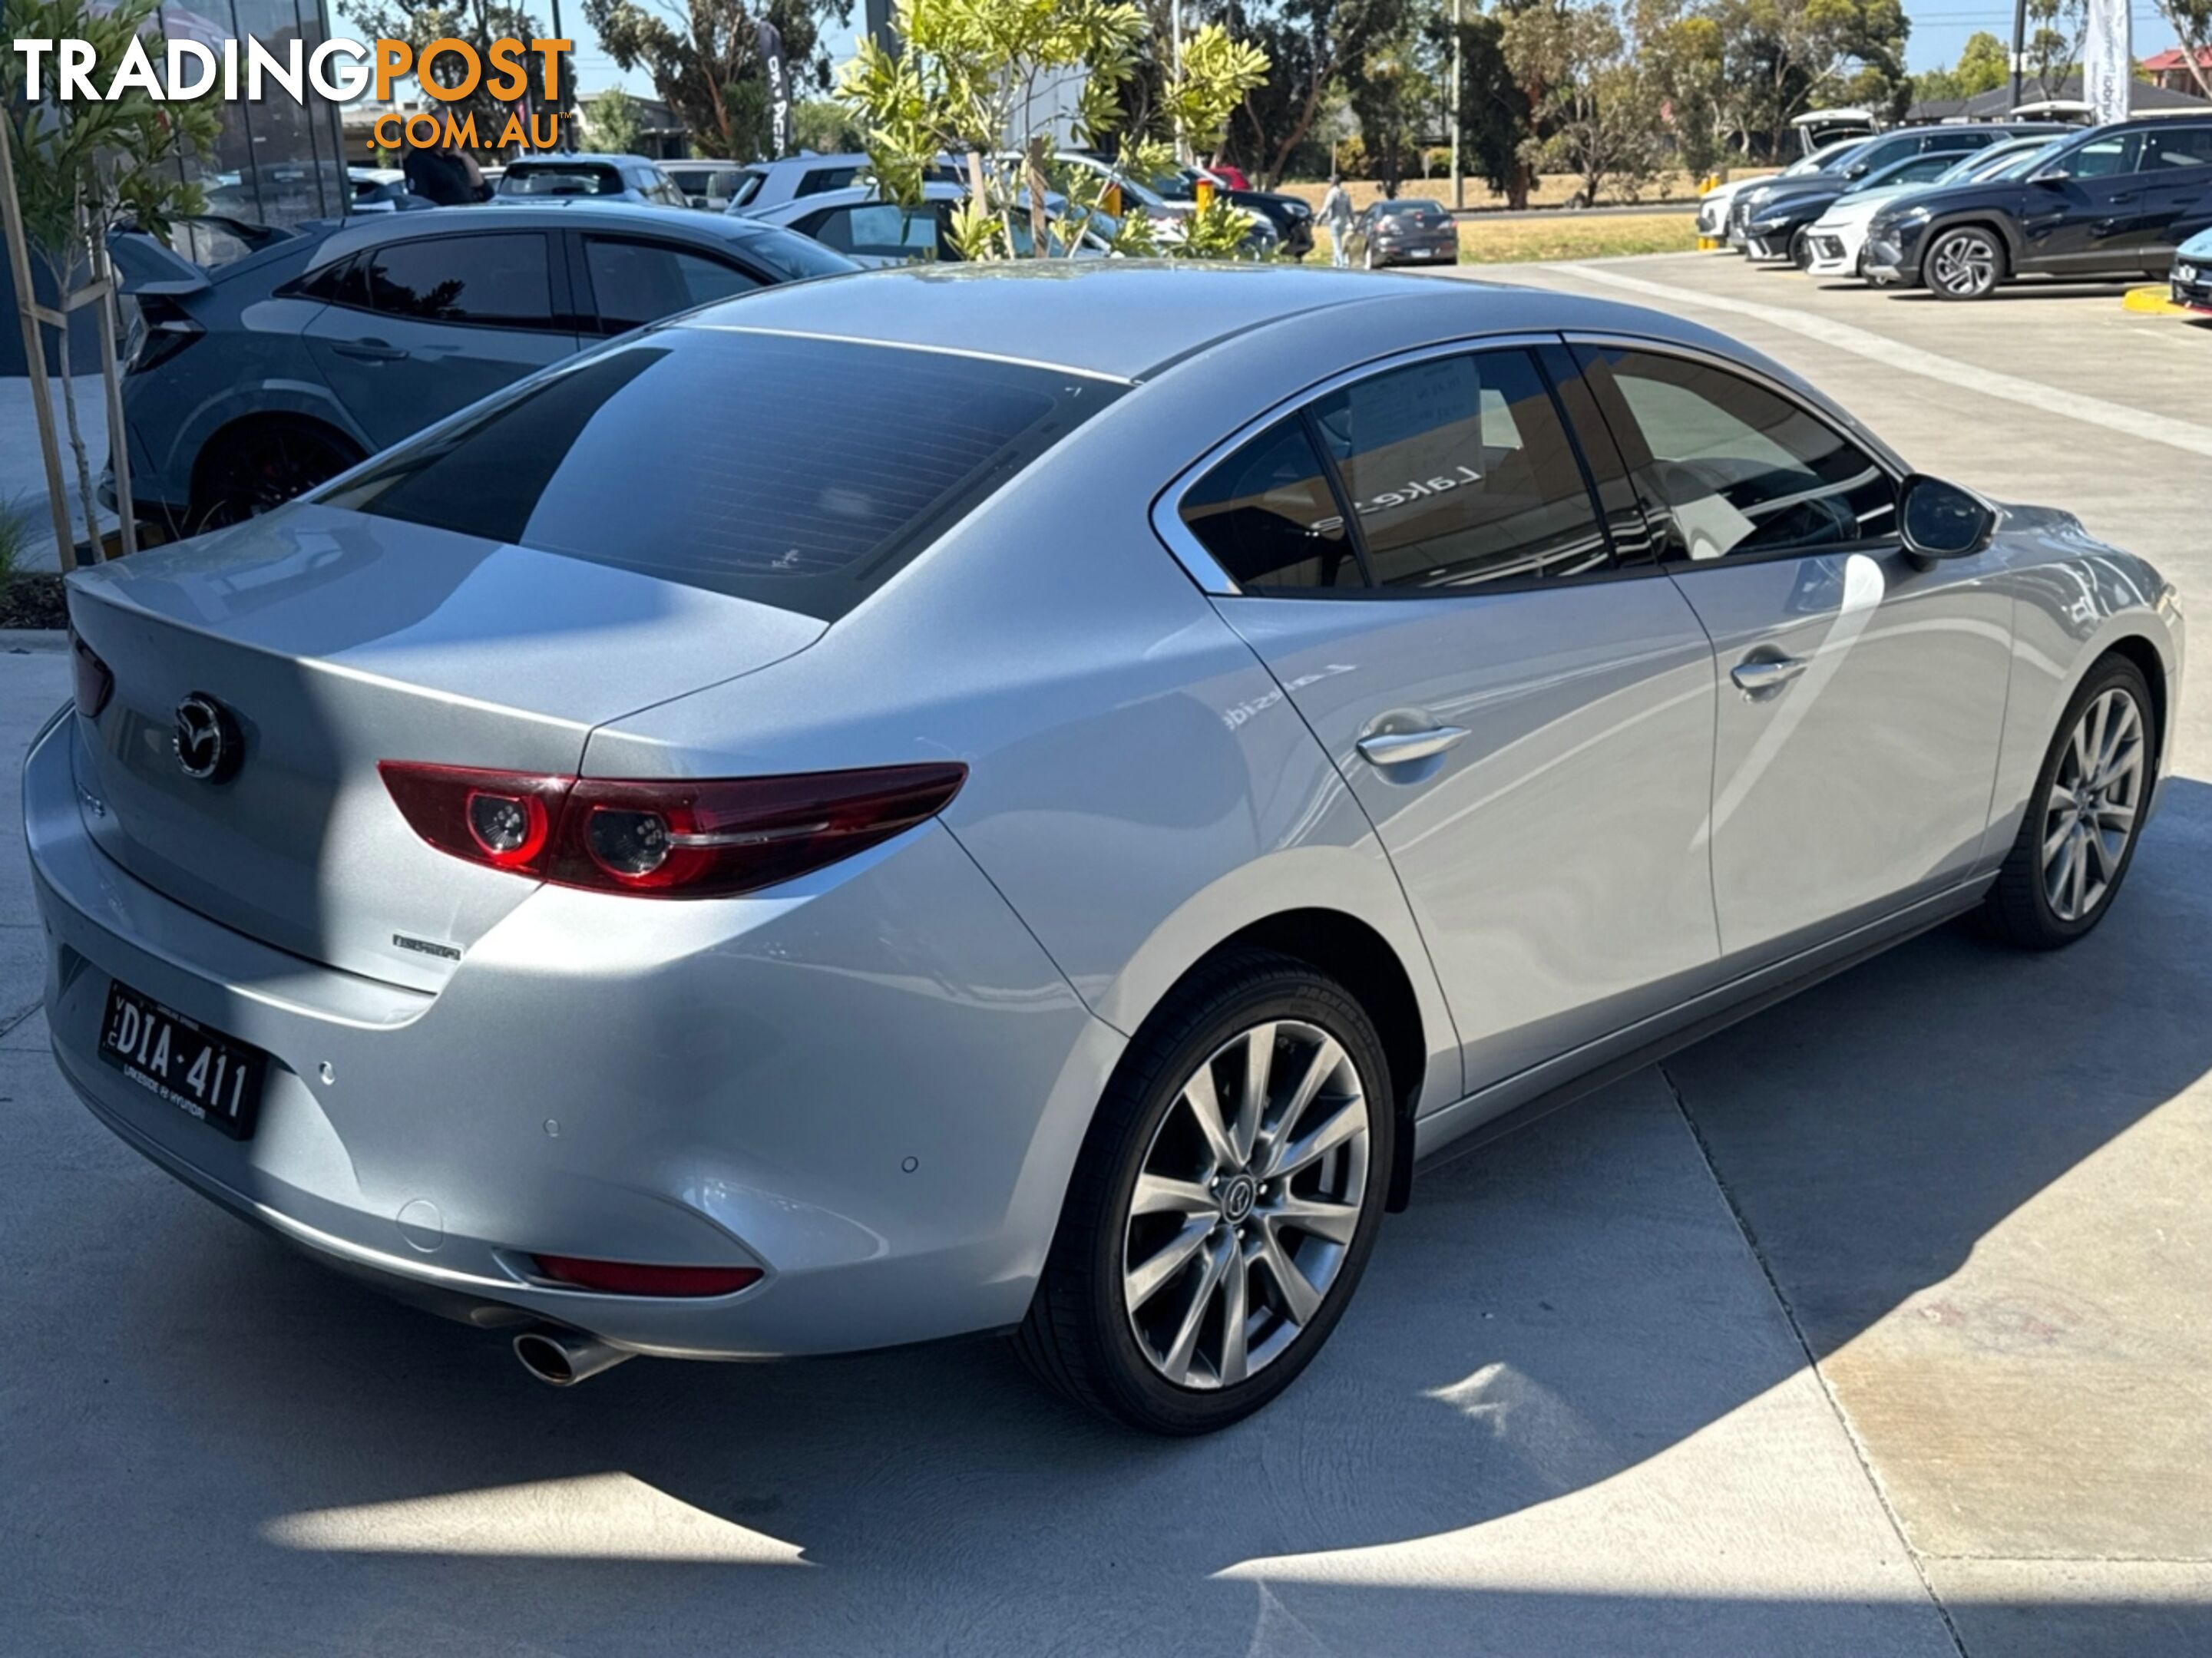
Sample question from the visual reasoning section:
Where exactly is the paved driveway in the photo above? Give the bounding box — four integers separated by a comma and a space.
4, 256, 2208, 1656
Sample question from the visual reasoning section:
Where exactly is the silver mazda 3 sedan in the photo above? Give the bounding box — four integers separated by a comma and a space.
33, 264, 2183, 1434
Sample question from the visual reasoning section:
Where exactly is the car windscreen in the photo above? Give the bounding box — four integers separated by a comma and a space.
730, 224, 860, 280
502, 163, 623, 197
317, 326, 1123, 621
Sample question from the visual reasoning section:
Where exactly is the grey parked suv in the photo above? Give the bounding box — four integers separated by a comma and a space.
115, 203, 853, 530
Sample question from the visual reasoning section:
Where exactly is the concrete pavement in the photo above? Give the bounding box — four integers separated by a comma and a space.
3, 255, 2209, 1656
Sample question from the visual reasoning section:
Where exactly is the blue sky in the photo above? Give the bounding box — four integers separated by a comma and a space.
563, 3, 2189, 102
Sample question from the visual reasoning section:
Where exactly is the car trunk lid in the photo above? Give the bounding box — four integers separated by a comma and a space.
65, 504, 825, 991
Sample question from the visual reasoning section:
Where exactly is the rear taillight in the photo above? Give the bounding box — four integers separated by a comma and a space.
70, 631, 113, 719
127, 295, 203, 376
377, 760, 967, 898
533, 1255, 763, 1296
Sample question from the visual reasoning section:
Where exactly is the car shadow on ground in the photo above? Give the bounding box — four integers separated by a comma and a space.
1886, 279, 2141, 304
17, 778, 2212, 1653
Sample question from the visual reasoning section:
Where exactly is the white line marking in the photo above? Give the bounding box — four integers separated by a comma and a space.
1538, 263, 2212, 461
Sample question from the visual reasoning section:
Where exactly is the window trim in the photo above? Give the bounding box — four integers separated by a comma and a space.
1562, 331, 1910, 573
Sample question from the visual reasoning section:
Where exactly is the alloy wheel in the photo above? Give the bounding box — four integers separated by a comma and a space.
1929, 230, 1998, 298
1120, 1019, 1369, 1390
2041, 685, 2145, 923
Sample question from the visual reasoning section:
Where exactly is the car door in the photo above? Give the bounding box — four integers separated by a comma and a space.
302, 230, 580, 451
2128, 123, 2212, 269
2016, 130, 2140, 272
1572, 342, 2012, 966
572, 233, 765, 337
1179, 343, 1722, 1091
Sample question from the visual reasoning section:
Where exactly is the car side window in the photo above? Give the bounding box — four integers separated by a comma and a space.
1179, 418, 1361, 591
797, 167, 860, 198
294, 253, 362, 304
364, 234, 556, 329
1583, 347, 1895, 562
1308, 350, 1610, 589
2142, 126, 2212, 171
2068, 134, 2136, 179
799, 203, 942, 260
728, 170, 766, 207
583, 238, 761, 333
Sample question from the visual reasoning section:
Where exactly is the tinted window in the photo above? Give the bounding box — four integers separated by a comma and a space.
2067, 134, 2135, 179
2143, 126, 2212, 170
728, 169, 767, 206
365, 234, 554, 327
732, 226, 858, 281
1311, 352, 1609, 588
319, 331, 1121, 620
1179, 419, 1360, 590
502, 162, 623, 197
638, 170, 689, 206
799, 202, 945, 260
295, 253, 362, 303
584, 238, 760, 332
1589, 348, 1894, 560
797, 166, 861, 197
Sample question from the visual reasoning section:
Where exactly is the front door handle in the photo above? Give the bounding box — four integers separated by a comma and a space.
1357, 725, 1470, 767
1731, 656, 1810, 696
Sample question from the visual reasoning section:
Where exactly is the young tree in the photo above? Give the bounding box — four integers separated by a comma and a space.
581, 0, 848, 157
2023, 0, 2086, 99
1955, 28, 2010, 94
839, 0, 1268, 260
1505, 0, 1661, 205
583, 86, 646, 150
3, 0, 217, 561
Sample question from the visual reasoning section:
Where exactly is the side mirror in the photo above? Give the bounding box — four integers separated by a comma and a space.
1900, 474, 1997, 561
2031, 166, 2070, 185
1843, 163, 1869, 179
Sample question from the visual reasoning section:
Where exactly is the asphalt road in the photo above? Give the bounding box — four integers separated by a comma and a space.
4, 254, 2208, 1656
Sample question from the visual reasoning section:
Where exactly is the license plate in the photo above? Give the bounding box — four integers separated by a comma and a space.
99, 979, 266, 1139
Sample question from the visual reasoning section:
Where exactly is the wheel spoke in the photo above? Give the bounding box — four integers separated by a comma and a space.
1234, 1024, 1275, 1165
2070, 827, 2089, 916
2042, 815, 2075, 862
1265, 1098, 1364, 1181
1132, 1171, 1218, 1220
1126, 1217, 1213, 1312
1254, 1223, 1322, 1326
1217, 1242, 1251, 1386
1268, 1191, 1361, 1244
2045, 831, 2078, 911
1181, 1076, 1239, 1173
2095, 801, 2136, 832
1159, 1234, 1234, 1384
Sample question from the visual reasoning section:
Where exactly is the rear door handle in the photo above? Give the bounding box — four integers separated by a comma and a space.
1356, 726, 1470, 767
332, 339, 408, 362
1731, 656, 1810, 696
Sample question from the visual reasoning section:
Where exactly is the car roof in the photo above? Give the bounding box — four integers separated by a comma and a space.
301, 203, 792, 269
746, 181, 969, 220
507, 153, 663, 169
669, 259, 1755, 384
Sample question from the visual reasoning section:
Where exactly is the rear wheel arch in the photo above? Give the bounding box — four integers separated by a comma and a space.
189, 412, 367, 529
1143, 909, 1429, 1212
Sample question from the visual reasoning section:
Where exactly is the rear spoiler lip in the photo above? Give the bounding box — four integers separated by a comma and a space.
107, 216, 301, 297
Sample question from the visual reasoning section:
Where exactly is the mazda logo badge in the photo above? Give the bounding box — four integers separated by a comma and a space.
173, 692, 241, 783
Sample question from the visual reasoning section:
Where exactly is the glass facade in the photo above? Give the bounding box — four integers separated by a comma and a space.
153, 0, 350, 259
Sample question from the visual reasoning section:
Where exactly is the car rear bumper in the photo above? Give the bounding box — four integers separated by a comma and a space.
1373, 236, 1457, 266
27, 709, 1119, 1360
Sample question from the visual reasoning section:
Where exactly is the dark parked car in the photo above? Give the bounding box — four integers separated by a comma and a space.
1863, 117, 2212, 299
114, 203, 855, 530
1741, 146, 2036, 266
1344, 198, 1457, 268
1728, 124, 2063, 255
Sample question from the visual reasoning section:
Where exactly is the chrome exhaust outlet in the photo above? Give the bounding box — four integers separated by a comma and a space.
513, 1328, 634, 1387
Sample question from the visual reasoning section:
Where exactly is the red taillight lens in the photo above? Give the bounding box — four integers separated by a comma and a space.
70, 631, 113, 720
533, 1255, 763, 1296
377, 760, 967, 898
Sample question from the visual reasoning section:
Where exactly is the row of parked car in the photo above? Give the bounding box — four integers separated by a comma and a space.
106, 147, 1319, 535
1697, 114, 2212, 306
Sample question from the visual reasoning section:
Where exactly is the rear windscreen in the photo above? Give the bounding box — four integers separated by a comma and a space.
318, 326, 1122, 620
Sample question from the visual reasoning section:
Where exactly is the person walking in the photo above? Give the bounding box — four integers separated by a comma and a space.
1321, 176, 1353, 268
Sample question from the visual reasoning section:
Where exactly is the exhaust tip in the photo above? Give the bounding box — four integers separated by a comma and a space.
513, 1328, 632, 1387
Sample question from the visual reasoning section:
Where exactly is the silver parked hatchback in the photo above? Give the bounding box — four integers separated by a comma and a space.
36, 264, 2182, 1432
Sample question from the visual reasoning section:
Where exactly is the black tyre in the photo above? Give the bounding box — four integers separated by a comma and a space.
192, 421, 364, 531
1789, 227, 1813, 269
1013, 949, 1394, 1435
1983, 654, 2156, 949
1925, 226, 2005, 300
